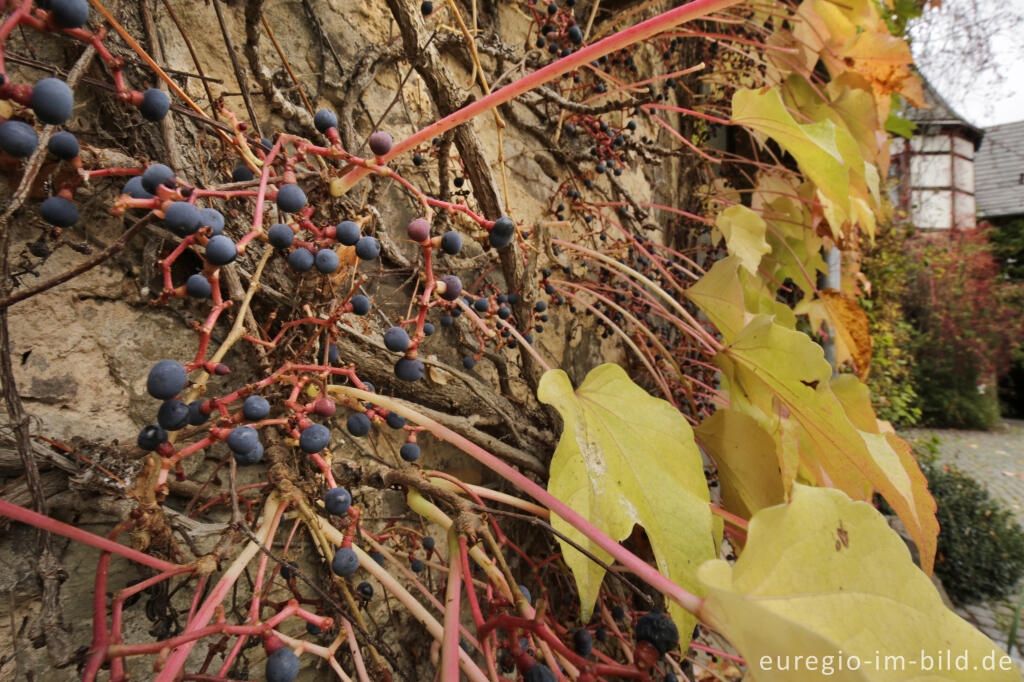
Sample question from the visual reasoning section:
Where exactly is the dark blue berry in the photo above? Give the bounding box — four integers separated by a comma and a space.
268, 223, 294, 249
47, 131, 78, 159
147, 360, 187, 399
158, 399, 190, 431
410, 559, 425, 573
635, 611, 678, 655
265, 647, 300, 682
242, 395, 270, 420
205, 235, 237, 265
354, 236, 380, 261
489, 216, 515, 249
336, 220, 360, 246
350, 295, 370, 315
140, 88, 170, 122
386, 412, 406, 429
40, 196, 78, 227
288, 248, 315, 271
165, 201, 201, 235
0, 120, 38, 158
137, 424, 168, 451
122, 176, 154, 199
234, 442, 264, 465
49, 0, 89, 28
315, 248, 339, 273
187, 400, 209, 426
440, 230, 462, 255
199, 208, 224, 234
141, 163, 175, 193
394, 357, 424, 382
324, 487, 352, 515
346, 413, 371, 437
383, 327, 410, 352
232, 164, 254, 182
573, 629, 593, 656
299, 424, 330, 452
332, 547, 359, 576
462, 356, 476, 370
186, 273, 212, 298
314, 108, 338, 134
400, 442, 421, 462
423, 322, 435, 336
226, 426, 259, 454
422, 536, 435, 551
31, 78, 73, 125
276, 184, 306, 213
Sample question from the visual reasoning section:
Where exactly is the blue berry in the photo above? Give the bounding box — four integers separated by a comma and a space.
394, 357, 424, 382
535, 300, 547, 312
187, 400, 209, 426
205, 235, 237, 265
332, 547, 359, 576
498, 306, 511, 320
164, 201, 201, 235
383, 327, 410, 352
306, 621, 322, 635
473, 297, 489, 312
199, 208, 224, 234
523, 663, 556, 682
315, 248, 339, 273
635, 611, 678, 655
234, 442, 264, 465
47, 131, 78, 159
268, 223, 294, 249
573, 629, 593, 656
226, 426, 259, 453
324, 487, 352, 515
232, 163, 254, 182
122, 176, 154, 199
385, 412, 406, 429
354, 236, 380, 261
422, 536, 435, 551
400, 442, 421, 462
489, 216, 515, 249
314, 108, 338, 134
357, 581, 373, 598
276, 183, 306, 213
422, 322, 435, 336
440, 230, 462, 255
439, 275, 462, 301
40, 196, 78, 227
346, 413, 371, 437
147, 360, 187, 399
336, 220, 360, 246
327, 344, 339, 363
141, 163, 175, 193
350, 295, 371, 315
288, 248, 315, 271
410, 558, 425, 573
421, 0, 433, 15
242, 395, 271, 420
265, 647, 300, 682
595, 627, 607, 642
299, 423, 330, 452
0, 120, 38, 158
440, 315, 454, 327
49, 0, 89, 28
518, 584, 532, 604
157, 399, 190, 431
137, 424, 168, 451
611, 605, 625, 620
31, 78, 73, 124
186, 273, 212, 298
568, 25, 583, 44
140, 88, 170, 122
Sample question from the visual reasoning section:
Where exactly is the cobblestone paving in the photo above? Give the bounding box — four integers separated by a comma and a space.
900, 419, 1024, 674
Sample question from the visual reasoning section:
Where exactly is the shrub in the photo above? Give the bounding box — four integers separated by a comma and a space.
924, 461, 1024, 604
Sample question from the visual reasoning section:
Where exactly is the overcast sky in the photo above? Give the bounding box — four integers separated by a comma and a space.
909, 0, 1024, 128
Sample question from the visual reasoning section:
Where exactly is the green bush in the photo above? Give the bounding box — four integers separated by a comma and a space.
924, 461, 1024, 604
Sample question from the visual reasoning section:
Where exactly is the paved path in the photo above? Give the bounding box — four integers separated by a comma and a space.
900, 419, 1024, 672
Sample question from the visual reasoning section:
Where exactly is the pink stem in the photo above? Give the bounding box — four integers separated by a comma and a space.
441, 529, 463, 680
0, 499, 179, 572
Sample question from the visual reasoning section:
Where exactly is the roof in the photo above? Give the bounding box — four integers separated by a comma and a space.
976, 120, 1024, 219
906, 78, 984, 148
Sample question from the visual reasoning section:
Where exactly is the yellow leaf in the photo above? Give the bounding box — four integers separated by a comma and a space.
821, 288, 873, 380
698, 485, 1011, 680
732, 87, 852, 233
696, 409, 785, 519
716, 315, 937, 570
538, 364, 716, 635
715, 206, 771, 275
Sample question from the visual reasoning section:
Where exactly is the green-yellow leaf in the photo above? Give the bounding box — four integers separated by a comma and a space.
715, 205, 771, 275
696, 409, 785, 519
715, 315, 938, 571
538, 364, 716, 636
698, 484, 1014, 681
